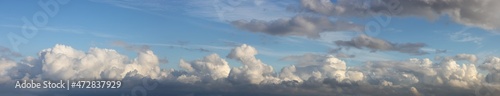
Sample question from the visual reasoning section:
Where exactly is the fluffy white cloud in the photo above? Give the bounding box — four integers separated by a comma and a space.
409, 87, 421, 96
1, 44, 500, 96
179, 53, 231, 81
437, 59, 481, 88
279, 54, 364, 83
454, 54, 478, 63
227, 44, 280, 84
32, 44, 166, 81
0, 58, 16, 83
481, 57, 500, 84
177, 75, 201, 84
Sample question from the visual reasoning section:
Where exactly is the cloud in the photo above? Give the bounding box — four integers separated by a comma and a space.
335, 34, 428, 55
179, 53, 231, 82
176, 75, 201, 84
449, 27, 484, 45
0, 58, 17, 83
300, 0, 500, 31
0, 46, 22, 58
435, 49, 447, 54
409, 87, 421, 96
90, 0, 175, 13
279, 53, 364, 84
231, 15, 363, 38
12, 44, 170, 81
358, 57, 488, 95
454, 54, 478, 63
1, 44, 500, 95
137, 42, 215, 52
480, 57, 500, 84
188, 0, 294, 22
281, 53, 328, 67
112, 41, 151, 52
335, 53, 356, 58
226, 44, 280, 84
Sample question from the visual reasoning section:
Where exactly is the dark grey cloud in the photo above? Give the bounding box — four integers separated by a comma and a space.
480, 57, 500, 84
231, 15, 363, 38
335, 34, 428, 55
112, 41, 151, 52
335, 53, 355, 58
281, 53, 327, 67
435, 49, 447, 54
113, 41, 211, 53
300, 0, 500, 31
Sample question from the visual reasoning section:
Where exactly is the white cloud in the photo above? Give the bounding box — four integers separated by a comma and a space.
480, 57, 500, 84
279, 54, 364, 83
177, 75, 201, 84
179, 53, 231, 81
454, 54, 478, 63
0, 44, 500, 95
410, 87, 421, 96
29, 44, 167, 81
0, 58, 17, 83
227, 44, 280, 84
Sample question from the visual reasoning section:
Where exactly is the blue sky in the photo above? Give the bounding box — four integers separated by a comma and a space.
2, 0, 500, 95
2, 0, 498, 70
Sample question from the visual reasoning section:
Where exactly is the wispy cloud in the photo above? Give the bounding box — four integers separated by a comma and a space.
449, 27, 484, 45
90, 0, 177, 12
136, 42, 230, 53
0, 24, 122, 39
186, 0, 295, 22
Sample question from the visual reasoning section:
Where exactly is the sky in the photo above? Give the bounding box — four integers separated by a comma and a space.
1, 0, 500, 96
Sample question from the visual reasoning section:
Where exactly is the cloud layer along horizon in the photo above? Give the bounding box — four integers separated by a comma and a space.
0, 44, 499, 96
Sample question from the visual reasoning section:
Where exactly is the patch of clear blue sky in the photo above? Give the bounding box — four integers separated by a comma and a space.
1, 0, 498, 70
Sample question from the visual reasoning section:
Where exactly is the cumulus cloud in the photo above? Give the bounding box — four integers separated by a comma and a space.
279, 53, 364, 85
226, 44, 280, 84
179, 53, 231, 82
370, 57, 482, 87
231, 15, 363, 38
0, 58, 17, 83
409, 87, 421, 96
480, 57, 500, 84
1, 44, 500, 96
335, 34, 428, 55
14, 44, 169, 81
300, 0, 500, 31
454, 54, 478, 63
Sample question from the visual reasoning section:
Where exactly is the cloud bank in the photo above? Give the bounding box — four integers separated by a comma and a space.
231, 16, 363, 38
300, 0, 500, 31
0, 44, 500, 95
335, 34, 428, 55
